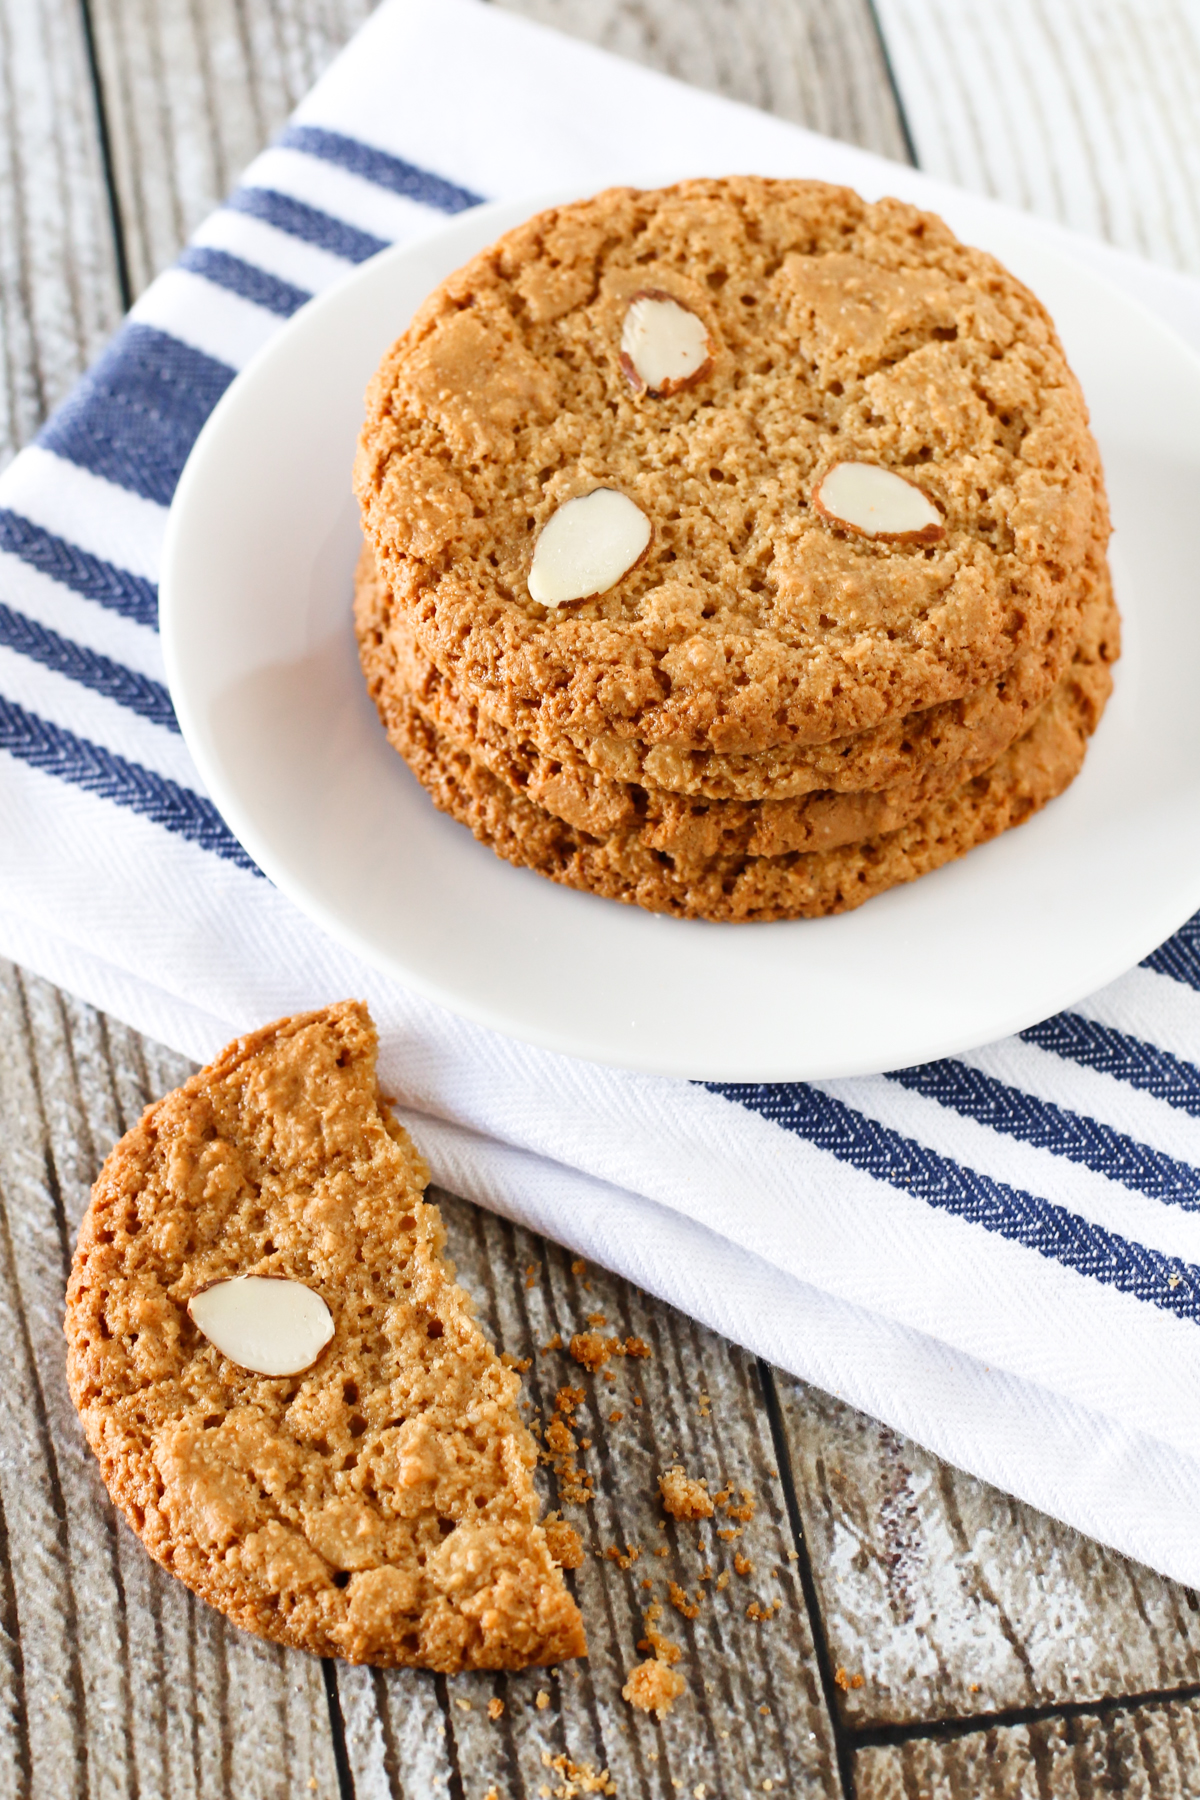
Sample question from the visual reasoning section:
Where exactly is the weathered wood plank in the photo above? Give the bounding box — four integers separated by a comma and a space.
773, 1374, 1200, 1730
875, 0, 1200, 272
855, 1697, 1200, 1799
336, 1191, 843, 1799
0, 0, 125, 471
86, 0, 377, 298
494, 0, 912, 161
0, 960, 343, 1800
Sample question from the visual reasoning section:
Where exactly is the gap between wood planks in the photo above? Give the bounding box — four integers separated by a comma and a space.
76, 0, 133, 311
50, 2, 1200, 1791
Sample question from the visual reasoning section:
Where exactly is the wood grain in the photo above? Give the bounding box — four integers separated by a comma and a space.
334, 1194, 842, 1800
493, 0, 912, 161
86, 0, 377, 298
0, 961, 846, 1798
875, 0, 1200, 272
10, 0, 1200, 1793
0, 0, 125, 473
855, 1698, 1200, 1799
773, 1377, 1200, 1731
0, 961, 344, 1800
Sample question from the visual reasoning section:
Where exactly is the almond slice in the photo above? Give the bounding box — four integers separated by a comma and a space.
187, 1275, 334, 1376
620, 290, 713, 397
813, 462, 944, 543
528, 489, 651, 607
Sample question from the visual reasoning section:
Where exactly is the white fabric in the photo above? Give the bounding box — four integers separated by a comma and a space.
4, 0, 1200, 1584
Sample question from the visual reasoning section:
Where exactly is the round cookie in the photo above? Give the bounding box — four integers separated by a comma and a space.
380, 639, 1115, 923
364, 555, 1117, 866
64, 1003, 587, 1670
355, 177, 1103, 758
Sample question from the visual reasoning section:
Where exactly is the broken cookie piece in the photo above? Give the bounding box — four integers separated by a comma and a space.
64, 1000, 586, 1671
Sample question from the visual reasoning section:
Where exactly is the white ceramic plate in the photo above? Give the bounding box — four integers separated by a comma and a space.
161, 183, 1200, 1081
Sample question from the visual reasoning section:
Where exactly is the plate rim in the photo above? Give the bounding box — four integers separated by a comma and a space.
161, 180, 1200, 1080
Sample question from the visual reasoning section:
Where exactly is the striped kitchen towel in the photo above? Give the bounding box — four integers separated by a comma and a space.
6, 0, 1200, 1585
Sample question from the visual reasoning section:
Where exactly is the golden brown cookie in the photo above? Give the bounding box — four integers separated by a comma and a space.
358, 539, 1117, 863
379, 630, 1116, 922
355, 177, 1104, 758
64, 1002, 587, 1670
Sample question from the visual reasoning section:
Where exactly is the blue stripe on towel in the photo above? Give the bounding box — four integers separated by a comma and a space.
887, 1059, 1200, 1209
37, 323, 234, 506
0, 510, 159, 630
1143, 914, 1200, 992
706, 1080, 1200, 1321
0, 603, 177, 731
0, 694, 257, 871
1023, 1014, 1200, 1122
227, 186, 388, 263
177, 245, 311, 317
278, 124, 484, 213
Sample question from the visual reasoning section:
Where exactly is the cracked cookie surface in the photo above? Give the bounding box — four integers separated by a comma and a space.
355, 177, 1103, 757
64, 1002, 587, 1670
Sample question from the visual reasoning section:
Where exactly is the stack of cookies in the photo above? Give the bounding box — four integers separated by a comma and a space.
354, 178, 1117, 923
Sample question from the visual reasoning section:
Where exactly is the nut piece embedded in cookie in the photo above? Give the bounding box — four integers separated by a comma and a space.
619, 289, 713, 396
813, 462, 945, 543
187, 1275, 334, 1377
528, 489, 651, 607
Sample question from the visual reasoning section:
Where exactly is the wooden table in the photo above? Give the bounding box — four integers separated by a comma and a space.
3, 3, 1200, 1794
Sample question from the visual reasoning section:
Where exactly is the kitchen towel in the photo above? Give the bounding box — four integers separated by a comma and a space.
5, 0, 1200, 1586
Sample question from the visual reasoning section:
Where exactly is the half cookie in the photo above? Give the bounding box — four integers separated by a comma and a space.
64, 1002, 587, 1670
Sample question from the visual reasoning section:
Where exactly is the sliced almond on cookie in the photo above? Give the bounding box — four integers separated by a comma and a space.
187, 1275, 334, 1376
620, 290, 713, 397
813, 462, 944, 543
529, 489, 651, 607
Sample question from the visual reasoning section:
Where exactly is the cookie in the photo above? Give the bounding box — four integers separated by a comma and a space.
64, 1002, 587, 1670
355, 177, 1103, 758
378, 633, 1115, 922
358, 539, 1116, 862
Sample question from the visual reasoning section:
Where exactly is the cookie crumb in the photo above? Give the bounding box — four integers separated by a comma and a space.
525, 1265, 539, 1289
545, 1752, 617, 1795
667, 1581, 701, 1620
487, 1698, 504, 1720
609, 1409, 624, 1424
834, 1666, 865, 1691
734, 1553, 754, 1578
587, 1312, 607, 1327
637, 1602, 681, 1664
542, 1333, 563, 1353
545, 1517, 585, 1569
570, 1333, 615, 1372
746, 1600, 782, 1622
541, 1387, 592, 1505
571, 1259, 587, 1276
715, 1571, 730, 1592
623, 1658, 686, 1719
722, 1488, 756, 1524
536, 1689, 551, 1710
604, 1543, 641, 1570
660, 1467, 714, 1521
